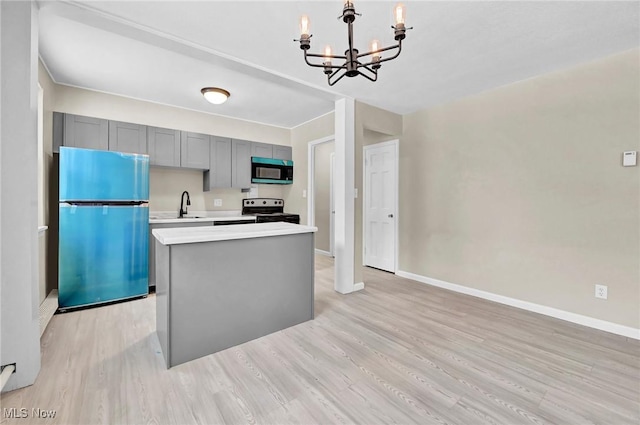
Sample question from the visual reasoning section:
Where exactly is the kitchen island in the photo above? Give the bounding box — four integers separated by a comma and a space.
152, 222, 317, 368
148, 212, 257, 288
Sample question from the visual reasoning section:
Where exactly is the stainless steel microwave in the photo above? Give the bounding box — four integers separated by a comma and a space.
251, 157, 294, 184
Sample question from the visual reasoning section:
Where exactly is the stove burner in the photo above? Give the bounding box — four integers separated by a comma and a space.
242, 198, 300, 224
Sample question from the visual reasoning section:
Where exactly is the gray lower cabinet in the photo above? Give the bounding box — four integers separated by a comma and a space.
148, 221, 213, 288
108, 120, 147, 154
148, 127, 181, 167
232, 139, 252, 188
273, 145, 293, 160
251, 142, 273, 159
180, 132, 210, 169
63, 113, 109, 151
204, 136, 232, 191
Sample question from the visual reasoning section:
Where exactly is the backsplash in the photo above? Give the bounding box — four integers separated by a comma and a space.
149, 167, 285, 213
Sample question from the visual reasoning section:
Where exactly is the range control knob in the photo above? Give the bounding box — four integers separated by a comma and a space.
251, 201, 254, 204
263, 201, 267, 204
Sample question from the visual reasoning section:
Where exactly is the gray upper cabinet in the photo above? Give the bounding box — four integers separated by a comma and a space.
54, 113, 289, 181
53, 112, 64, 152
251, 142, 273, 159
232, 139, 252, 188
108, 120, 147, 154
63, 114, 109, 151
273, 145, 293, 161
204, 137, 232, 191
180, 132, 210, 169
148, 127, 181, 167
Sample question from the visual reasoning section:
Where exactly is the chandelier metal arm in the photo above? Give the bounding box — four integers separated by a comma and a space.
357, 70, 378, 82
359, 62, 378, 76
327, 62, 379, 86
305, 51, 348, 60
356, 41, 402, 60
375, 42, 403, 64
327, 70, 350, 86
358, 42, 403, 68
356, 63, 378, 82
303, 50, 347, 70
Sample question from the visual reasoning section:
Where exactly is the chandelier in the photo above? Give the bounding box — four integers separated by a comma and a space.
296, 1, 410, 86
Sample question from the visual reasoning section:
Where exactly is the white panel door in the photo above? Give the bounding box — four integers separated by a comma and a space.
364, 142, 397, 272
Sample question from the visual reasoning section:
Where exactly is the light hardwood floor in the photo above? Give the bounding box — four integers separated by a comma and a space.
2, 255, 639, 424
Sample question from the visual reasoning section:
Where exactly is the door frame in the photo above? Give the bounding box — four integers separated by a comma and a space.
307, 135, 334, 233
362, 139, 399, 273
329, 152, 335, 257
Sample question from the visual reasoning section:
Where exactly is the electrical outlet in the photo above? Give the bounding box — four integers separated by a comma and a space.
214, 199, 222, 207
595, 284, 608, 300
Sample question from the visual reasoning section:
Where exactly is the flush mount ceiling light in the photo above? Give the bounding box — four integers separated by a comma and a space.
295, 1, 412, 86
201, 87, 230, 105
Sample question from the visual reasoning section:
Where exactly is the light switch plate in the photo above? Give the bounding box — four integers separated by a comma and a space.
214, 199, 222, 207
623, 151, 637, 167
302, 189, 307, 198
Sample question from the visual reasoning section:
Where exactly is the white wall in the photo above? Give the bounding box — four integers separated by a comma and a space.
1, 0, 41, 392
401, 49, 640, 329
149, 167, 284, 213
287, 112, 335, 225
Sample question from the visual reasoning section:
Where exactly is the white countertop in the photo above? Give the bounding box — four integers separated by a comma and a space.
149, 216, 256, 224
153, 222, 317, 245
149, 210, 256, 224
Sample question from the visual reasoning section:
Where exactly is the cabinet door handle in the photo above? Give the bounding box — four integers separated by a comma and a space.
388, 214, 394, 218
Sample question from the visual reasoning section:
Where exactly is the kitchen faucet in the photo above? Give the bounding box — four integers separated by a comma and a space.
179, 191, 191, 218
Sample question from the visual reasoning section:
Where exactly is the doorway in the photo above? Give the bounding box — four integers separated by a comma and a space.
307, 137, 335, 257
363, 140, 398, 273
329, 152, 335, 256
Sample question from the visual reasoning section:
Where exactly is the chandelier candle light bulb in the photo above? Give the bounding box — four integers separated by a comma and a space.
324, 46, 333, 64
394, 3, 406, 25
371, 39, 381, 69
299, 15, 310, 36
323, 46, 333, 74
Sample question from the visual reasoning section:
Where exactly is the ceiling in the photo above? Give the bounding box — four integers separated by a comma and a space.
38, 1, 640, 129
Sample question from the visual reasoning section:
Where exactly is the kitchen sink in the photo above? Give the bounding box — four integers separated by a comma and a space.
149, 216, 205, 219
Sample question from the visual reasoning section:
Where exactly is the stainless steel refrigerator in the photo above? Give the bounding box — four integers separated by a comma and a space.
58, 147, 149, 309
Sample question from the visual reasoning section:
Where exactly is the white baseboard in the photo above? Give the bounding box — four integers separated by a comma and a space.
315, 249, 333, 257
39, 289, 58, 337
353, 282, 365, 292
396, 270, 640, 340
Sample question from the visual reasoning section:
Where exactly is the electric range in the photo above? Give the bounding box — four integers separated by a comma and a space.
242, 198, 300, 224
